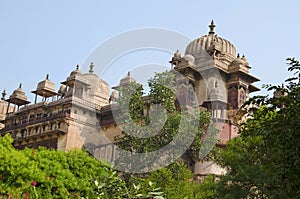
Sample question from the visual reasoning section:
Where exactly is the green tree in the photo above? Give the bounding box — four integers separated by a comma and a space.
0, 134, 128, 198
125, 161, 217, 199
214, 58, 300, 198
114, 71, 218, 171
113, 71, 219, 198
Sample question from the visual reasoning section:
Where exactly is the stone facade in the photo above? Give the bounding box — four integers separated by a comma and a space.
0, 63, 111, 151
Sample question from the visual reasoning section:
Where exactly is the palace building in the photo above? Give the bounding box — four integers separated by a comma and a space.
0, 21, 259, 175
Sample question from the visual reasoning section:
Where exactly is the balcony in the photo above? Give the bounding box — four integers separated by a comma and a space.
0, 110, 70, 134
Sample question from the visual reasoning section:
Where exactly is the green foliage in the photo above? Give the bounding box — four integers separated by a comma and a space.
125, 161, 217, 199
215, 58, 300, 198
190, 175, 217, 199
115, 71, 180, 154
146, 161, 193, 199
148, 71, 177, 113
115, 71, 218, 169
114, 71, 219, 198
0, 134, 127, 198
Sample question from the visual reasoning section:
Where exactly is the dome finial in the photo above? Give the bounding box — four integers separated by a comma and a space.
1, 89, 6, 100
89, 62, 94, 74
19, 83, 22, 88
209, 20, 216, 35
174, 50, 181, 57
127, 71, 131, 76
241, 54, 248, 63
76, 64, 79, 70
46, 74, 49, 80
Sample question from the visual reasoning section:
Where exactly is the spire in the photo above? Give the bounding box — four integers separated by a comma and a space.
1, 90, 6, 100
46, 74, 49, 80
89, 62, 94, 74
19, 83, 22, 88
209, 20, 216, 35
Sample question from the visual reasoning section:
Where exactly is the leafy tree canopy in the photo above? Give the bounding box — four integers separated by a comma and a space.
0, 134, 127, 198
214, 58, 300, 198
114, 71, 219, 172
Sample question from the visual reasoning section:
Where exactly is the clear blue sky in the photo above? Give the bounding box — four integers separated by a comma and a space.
0, 0, 299, 101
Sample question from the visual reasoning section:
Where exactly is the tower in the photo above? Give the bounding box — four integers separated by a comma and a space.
171, 20, 260, 177
172, 20, 259, 132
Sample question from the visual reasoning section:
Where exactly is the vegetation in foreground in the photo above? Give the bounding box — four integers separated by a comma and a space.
214, 58, 300, 198
0, 134, 215, 198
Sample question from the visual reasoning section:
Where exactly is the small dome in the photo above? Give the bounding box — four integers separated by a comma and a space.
69, 65, 82, 77
111, 90, 119, 98
174, 50, 181, 58
182, 54, 195, 64
63, 65, 86, 87
231, 58, 244, 66
241, 54, 249, 65
119, 71, 136, 87
229, 54, 246, 69
58, 85, 67, 94
185, 21, 236, 58
8, 83, 30, 105
109, 90, 119, 103
10, 84, 27, 100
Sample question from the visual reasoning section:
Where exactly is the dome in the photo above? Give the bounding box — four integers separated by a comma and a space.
63, 65, 86, 87
174, 50, 181, 58
230, 57, 245, 67
109, 90, 119, 103
228, 54, 252, 74
241, 54, 249, 65
69, 65, 82, 77
10, 84, 27, 101
185, 20, 236, 58
58, 85, 67, 94
111, 90, 119, 98
8, 83, 30, 106
119, 71, 136, 87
